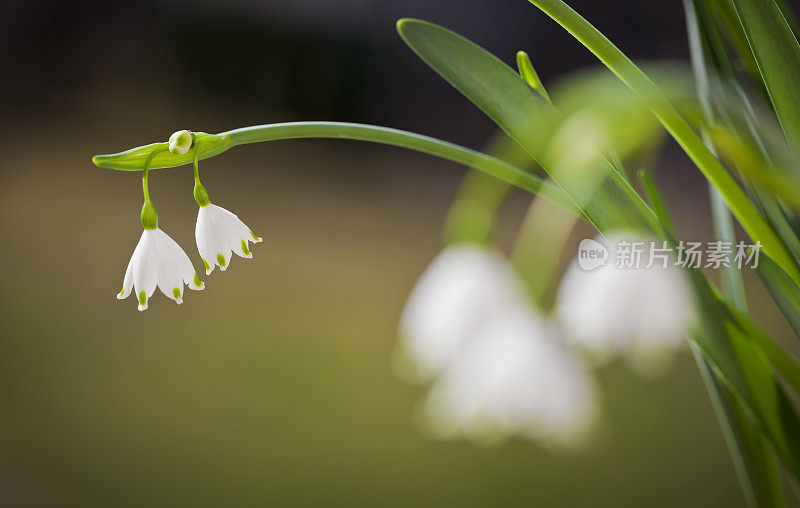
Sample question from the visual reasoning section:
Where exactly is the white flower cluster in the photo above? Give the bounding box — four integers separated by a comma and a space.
117, 131, 262, 311
397, 233, 694, 446
398, 246, 597, 447
118, 202, 261, 311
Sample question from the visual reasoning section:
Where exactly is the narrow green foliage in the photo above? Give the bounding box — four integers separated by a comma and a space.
730, 0, 800, 153
526, 0, 800, 285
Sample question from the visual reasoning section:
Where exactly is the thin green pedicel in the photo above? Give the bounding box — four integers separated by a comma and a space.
140, 148, 165, 230
192, 143, 212, 207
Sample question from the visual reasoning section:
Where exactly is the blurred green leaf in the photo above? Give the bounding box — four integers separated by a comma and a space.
730, 0, 800, 153
396, 18, 659, 235
693, 345, 784, 508
757, 254, 800, 341
526, 0, 800, 285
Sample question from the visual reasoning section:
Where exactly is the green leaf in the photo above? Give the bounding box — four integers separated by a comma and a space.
396, 18, 660, 236
730, 0, 800, 153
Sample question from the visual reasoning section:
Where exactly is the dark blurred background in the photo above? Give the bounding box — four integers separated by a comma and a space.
1, 0, 799, 506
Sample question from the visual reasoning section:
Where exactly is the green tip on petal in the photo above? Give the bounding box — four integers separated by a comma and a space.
119, 289, 125, 297
202, 259, 210, 272
173, 287, 181, 299
138, 291, 147, 306
217, 254, 226, 267
241, 239, 251, 256
194, 273, 202, 287
250, 231, 261, 242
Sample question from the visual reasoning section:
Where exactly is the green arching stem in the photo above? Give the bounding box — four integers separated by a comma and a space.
94, 121, 576, 213
221, 124, 561, 207
527, 0, 800, 285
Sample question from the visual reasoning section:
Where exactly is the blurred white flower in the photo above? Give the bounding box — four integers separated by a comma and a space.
396, 245, 528, 382
421, 305, 598, 447
556, 233, 694, 375
117, 228, 205, 311
196, 204, 262, 275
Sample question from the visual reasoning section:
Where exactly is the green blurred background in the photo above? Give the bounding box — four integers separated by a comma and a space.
2, 0, 800, 506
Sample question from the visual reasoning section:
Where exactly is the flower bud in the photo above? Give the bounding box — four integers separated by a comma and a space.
193, 181, 211, 207
168, 130, 194, 155
140, 200, 159, 230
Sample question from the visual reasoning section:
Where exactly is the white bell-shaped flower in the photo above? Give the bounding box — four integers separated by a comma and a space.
195, 204, 262, 275
396, 245, 529, 382
421, 305, 598, 447
556, 233, 694, 375
117, 228, 205, 311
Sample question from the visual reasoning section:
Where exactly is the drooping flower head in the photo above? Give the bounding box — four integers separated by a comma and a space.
196, 204, 262, 274
396, 245, 528, 382
421, 305, 598, 447
556, 233, 695, 375
117, 145, 204, 311
118, 228, 205, 311
190, 145, 261, 275
397, 245, 598, 447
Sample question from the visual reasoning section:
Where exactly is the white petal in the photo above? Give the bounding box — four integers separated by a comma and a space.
117, 233, 145, 299
196, 207, 216, 275
132, 230, 159, 310
157, 228, 204, 291
151, 229, 189, 304
396, 245, 528, 382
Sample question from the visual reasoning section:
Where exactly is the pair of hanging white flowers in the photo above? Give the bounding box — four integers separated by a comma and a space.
117, 130, 262, 311
397, 245, 599, 447
397, 233, 694, 447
